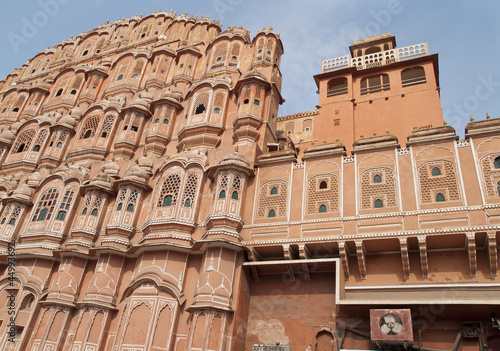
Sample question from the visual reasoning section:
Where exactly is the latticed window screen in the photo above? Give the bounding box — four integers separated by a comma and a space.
257, 180, 288, 218
361, 168, 397, 209
212, 43, 228, 63
79, 116, 101, 139
1, 205, 21, 225
191, 93, 210, 116
182, 174, 199, 208
306, 175, 339, 214
419, 161, 460, 203
12, 129, 36, 154
101, 115, 115, 135
32, 188, 59, 222
33, 129, 48, 148
157, 173, 182, 207
481, 155, 500, 197
231, 43, 241, 58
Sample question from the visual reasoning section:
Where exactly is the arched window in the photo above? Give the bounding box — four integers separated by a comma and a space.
194, 104, 206, 114
231, 191, 239, 200
431, 167, 441, 176
401, 66, 426, 87
162, 119, 169, 124
184, 198, 191, 207
1, 218, 6, 224
243, 99, 249, 104
56, 210, 66, 221
319, 181, 328, 189
32, 188, 59, 222
213, 107, 221, 114
117, 74, 123, 81
158, 173, 181, 208
12, 107, 19, 112
253, 99, 260, 106
494, 156, 500, 169
20, 295, 34, 310
55, 89, 63, 97
116, 203, 123, 211
319, 204, 327, 213
70, 89, 77, 95
91, 208, 98, 216
270, 187, 278, 195
374, 199, 383, 208
162, 195, 173, 207
365, 46, 381, 54
356, 49, 362, 56
83, 130, 92, 139
436, 193, 446, 202
154, 118, 159, 123
360, 74, 390, 95
383, 43, 389, 51
12, 129, 36, 154
268, 209, 276, 217
32, 145, 40, 152
56, 142, 63, 148
82, 207, 88, 215
37, 208, 48, 221
126, 204, 134, 212
219, 190, 226, 199
16, 143, 25, 153
373, 174, 382, 183
8, 218, 15, 225
327, 77, 348, 96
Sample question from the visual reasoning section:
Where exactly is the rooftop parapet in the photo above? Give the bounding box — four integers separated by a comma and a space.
321, 41, 429, 73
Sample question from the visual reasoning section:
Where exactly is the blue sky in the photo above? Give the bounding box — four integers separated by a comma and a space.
0, 0, 499, 137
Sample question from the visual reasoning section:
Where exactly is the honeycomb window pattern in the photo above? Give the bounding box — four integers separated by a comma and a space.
157, 173, 182, 207
181, 173, 200, 208
101, 115, 115, 136
306, 174, 339, 214
191, 93, 210, 118
11, 129, 36, 154
212, 43, 228, 64
257, 180, 288, 219
33, 129, 48, 149
419, 161, 460, 203
79, 116, 101, 139
481, 155, 500, 197
361, 168, 397, 209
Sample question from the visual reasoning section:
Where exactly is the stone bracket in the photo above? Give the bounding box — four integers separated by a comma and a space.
283, 244, 297, 260
355, 241, 367, 280
488, 232, 498, 277
466, 233, 477, 277
399, 237, 410, 279
418, 236, 429, 278
338, 242, 350, 280
298, 244, 311, 259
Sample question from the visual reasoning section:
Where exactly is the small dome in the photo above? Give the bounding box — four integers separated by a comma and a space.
0, 128, 15, 143
138, 155, 153, 169
220, 152, 250, 167
13, 183, 33, 200
161, 86, 183, 101
102, 160, 120, 177
58, 114, 77, 127
27, 171, 41, 187
123, 164, 148, 181
130, 91, 153, 110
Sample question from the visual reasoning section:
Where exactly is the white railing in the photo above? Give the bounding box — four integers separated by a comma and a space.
321, 42, 428, 73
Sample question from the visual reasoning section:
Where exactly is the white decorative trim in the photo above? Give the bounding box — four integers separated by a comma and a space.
292, 162, 304, 169
397, 148, 410, 156
456, 139, 470, 148
343, 156, 354, 163
243, 204, 500, 229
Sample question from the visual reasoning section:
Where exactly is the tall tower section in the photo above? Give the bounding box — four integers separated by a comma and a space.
312, 33, 443, 152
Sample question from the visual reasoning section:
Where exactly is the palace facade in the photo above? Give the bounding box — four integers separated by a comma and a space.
0, 11, 499, 351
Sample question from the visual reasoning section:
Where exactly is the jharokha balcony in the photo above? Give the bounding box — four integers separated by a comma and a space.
321, 41, 429, 73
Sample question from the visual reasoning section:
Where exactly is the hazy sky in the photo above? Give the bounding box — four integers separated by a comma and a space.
0, 0, 499, 137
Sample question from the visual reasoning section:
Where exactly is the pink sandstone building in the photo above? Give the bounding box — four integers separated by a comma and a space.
0, 11, 499, 351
